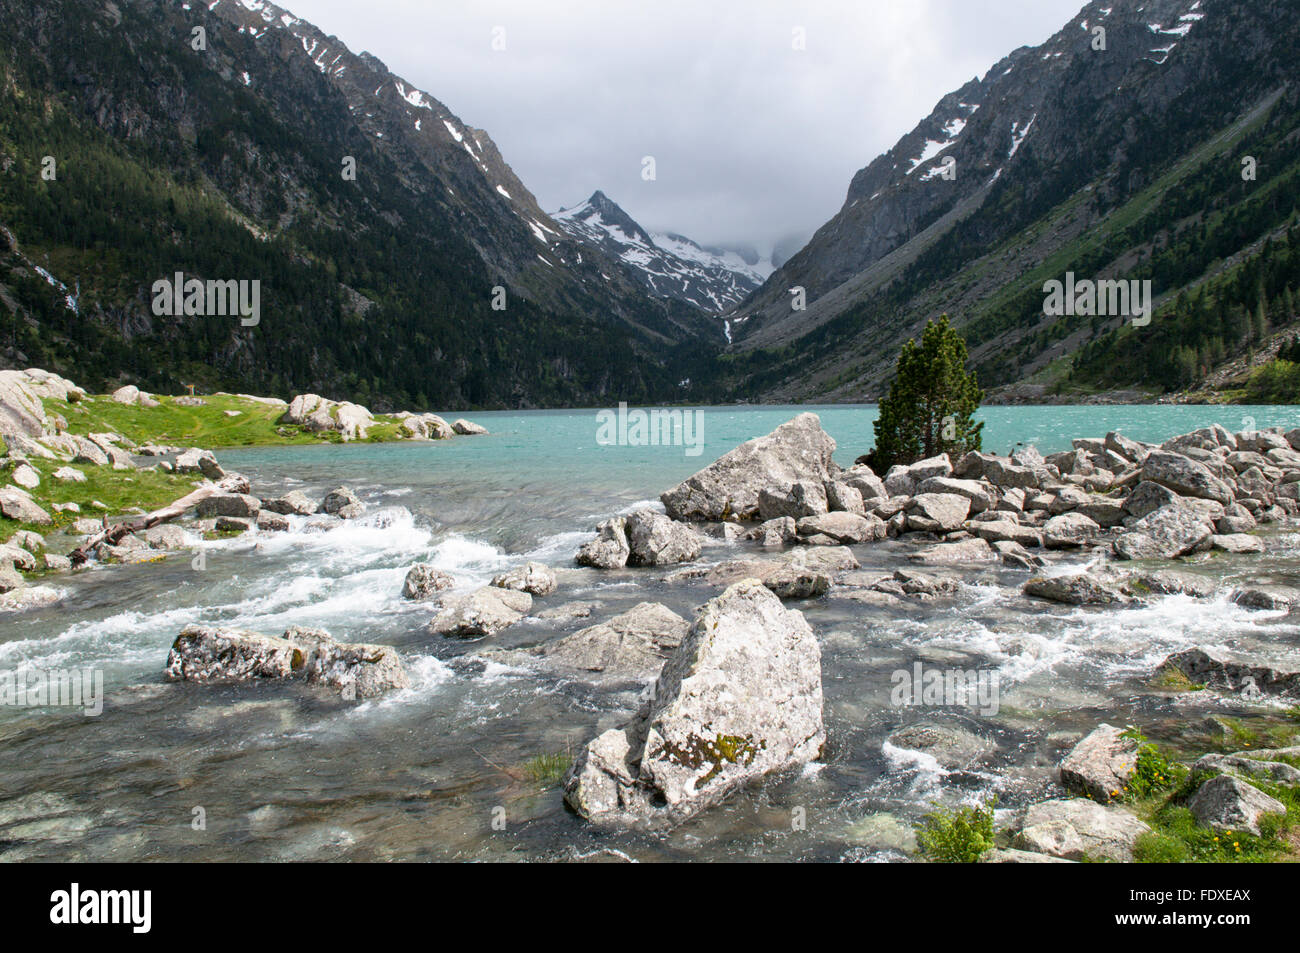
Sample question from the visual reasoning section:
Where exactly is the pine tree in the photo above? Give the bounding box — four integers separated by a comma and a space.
868, 315, 984, 471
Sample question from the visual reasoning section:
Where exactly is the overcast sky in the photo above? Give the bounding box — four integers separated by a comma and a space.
283, 0, 1085, 252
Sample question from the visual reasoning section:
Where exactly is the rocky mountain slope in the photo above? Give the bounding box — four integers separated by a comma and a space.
551, 191, 765, 315
0, 0, 721, 409
723, 0, 1300, 401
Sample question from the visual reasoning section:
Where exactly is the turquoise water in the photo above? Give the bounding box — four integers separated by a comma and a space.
215, 403, 1300, 551
4, 403, 1300, 862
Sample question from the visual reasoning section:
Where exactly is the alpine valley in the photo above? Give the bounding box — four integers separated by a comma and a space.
2, 0, 1300, 408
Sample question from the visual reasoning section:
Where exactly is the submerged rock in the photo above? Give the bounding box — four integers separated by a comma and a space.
660, 413, 837, 522
564, 580, 825, 828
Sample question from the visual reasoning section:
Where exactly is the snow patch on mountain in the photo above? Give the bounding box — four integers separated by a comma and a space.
551, 192, 764, 313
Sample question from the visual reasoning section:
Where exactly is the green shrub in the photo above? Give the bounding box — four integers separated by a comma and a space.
916, 797, 996, 863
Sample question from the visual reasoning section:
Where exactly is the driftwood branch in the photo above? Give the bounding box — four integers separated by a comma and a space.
68, 473, 249, 566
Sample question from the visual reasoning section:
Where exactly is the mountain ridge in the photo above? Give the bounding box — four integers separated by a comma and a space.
550, 190, 765, 314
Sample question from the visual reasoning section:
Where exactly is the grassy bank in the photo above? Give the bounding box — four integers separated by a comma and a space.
50, 393, 413, 449
1, 455, 203, 546
2, 390, 432, 547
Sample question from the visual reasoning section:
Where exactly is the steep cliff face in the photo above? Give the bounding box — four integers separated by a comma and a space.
725, 0, 1300, 400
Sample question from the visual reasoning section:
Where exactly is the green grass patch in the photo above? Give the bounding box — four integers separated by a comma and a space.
1119, 728, 1186, 803
47, 393, 414, 450
1132, 770, 1299, 863
520, 752, 570, 786
1212, 716, 1300, 753
1, 456, 202, 545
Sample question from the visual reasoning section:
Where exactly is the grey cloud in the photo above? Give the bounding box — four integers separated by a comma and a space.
282, 0, 1085, 249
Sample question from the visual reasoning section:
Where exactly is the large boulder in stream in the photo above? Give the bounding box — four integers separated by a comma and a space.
564, 580, 825, 827
489, 602, 689, 689
428, 586, 532, 638
575, 517, 632, 569
165, 624, 407, 698
1156, 649, 1300, 698
660, 413, 837, 522
625, 509, 704, 566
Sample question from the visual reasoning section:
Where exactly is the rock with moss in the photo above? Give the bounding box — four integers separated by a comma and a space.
282, 625, 409, 698
1156, 648, 1300, 697
281, 394, 374, 441
165, 625, 304, 682
564, 579, 825, 827
1192, 753, 1300, 786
